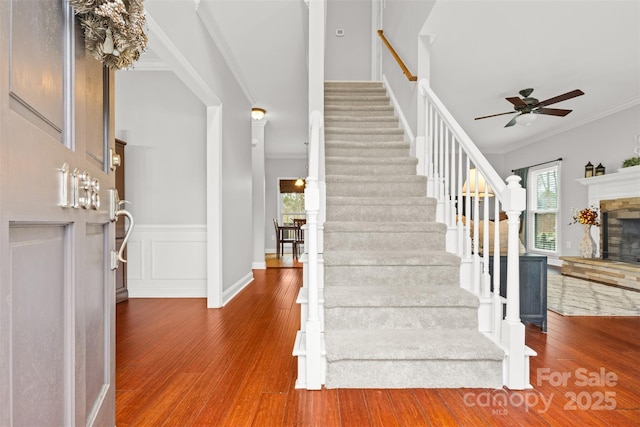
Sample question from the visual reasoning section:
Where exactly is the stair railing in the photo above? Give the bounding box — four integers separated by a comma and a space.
377, 30, 417, 82
416, 78, 533, 390
293, 0, 325, 391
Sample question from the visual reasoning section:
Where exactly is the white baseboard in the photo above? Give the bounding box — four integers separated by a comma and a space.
252, 261, 267, 270
223, 272, 254, 305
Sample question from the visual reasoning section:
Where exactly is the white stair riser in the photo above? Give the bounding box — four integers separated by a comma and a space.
325, 307, 478, 330
325, 360, 503, 389
324, 265, 460, 286
324, 231, 445, 251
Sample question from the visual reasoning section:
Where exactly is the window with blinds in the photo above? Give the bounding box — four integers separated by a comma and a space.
528, 165, 559, 252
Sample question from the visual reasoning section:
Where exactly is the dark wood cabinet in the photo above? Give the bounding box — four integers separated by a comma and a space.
489, 254, 547, 332
115, 138, 128, 303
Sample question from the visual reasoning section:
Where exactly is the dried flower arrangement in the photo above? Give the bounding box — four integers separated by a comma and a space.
569, 206, 600, 226
68, 0, 147, 70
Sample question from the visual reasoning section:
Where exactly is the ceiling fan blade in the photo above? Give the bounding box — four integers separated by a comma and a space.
536, 89, 584, 107
474, 111, 515, 120
535, 107, 572, 117
504, 114, 520, 127
506, 97, 527, 108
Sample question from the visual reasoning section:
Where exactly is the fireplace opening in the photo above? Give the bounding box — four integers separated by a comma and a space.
601, 208, 640, 264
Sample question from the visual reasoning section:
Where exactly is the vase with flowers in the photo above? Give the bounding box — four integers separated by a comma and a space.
569, 206, 600, 258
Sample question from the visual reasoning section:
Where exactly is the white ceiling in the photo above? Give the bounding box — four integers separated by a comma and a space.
139, 0, 640, 157
425, 0, 640, 154
207, 0, 310, 158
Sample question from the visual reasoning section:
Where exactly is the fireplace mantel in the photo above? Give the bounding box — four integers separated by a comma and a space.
577, 165, 640, 256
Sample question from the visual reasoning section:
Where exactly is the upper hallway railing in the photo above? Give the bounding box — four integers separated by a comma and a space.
377, 29, 417, 82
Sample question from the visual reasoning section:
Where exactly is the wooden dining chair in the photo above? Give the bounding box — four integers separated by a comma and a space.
293, 218, 306, 259
273, 218, 295, 259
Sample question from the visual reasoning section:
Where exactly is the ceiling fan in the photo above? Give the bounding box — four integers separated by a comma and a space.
474, 88, 585, 127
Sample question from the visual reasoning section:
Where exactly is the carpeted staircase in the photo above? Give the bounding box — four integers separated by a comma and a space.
323, 81, 504, 388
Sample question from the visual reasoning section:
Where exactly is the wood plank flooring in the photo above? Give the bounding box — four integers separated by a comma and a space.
116, 268, 640, 426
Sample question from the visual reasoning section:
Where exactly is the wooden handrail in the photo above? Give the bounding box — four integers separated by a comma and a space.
377, 29, 417, 82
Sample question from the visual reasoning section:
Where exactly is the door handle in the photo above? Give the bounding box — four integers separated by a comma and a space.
109, 189, 135, 269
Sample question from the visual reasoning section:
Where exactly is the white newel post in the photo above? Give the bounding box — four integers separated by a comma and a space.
501, 175, 528, 389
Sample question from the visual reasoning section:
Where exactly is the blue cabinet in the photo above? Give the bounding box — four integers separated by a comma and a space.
489, 254, 547, 332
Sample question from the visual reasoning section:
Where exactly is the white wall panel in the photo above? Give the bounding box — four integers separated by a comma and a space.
151, 241, 207, 280
127, 225, 208, 297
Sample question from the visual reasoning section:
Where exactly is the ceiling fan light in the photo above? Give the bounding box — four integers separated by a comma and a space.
516, 113, 537, 126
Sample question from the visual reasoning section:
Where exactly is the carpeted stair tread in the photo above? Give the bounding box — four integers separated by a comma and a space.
324, 221, 445, 233
326, 127, 404, 135
326, 157, 417, 165
325, 116, 397, 122
326, 140, 410, 148
324, 106, 395, 117
324, 80, 384, 90
325, 95, 390, 104
324, 250, 460, 266
324, 285, 479, 308
326, 175, 426, 184
326, 196, 434, 207
325, 329, 504, 361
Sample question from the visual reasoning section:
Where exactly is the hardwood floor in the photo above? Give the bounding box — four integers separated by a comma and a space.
116, 268, 640, 426
266, 253, 303, 269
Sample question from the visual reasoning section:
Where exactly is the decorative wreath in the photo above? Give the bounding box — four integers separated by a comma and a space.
68, 0, 148, 70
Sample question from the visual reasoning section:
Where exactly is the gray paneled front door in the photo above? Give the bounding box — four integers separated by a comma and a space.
0, 0, 116, 425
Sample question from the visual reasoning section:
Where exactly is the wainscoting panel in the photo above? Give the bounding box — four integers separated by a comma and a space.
127, 225, 207, 297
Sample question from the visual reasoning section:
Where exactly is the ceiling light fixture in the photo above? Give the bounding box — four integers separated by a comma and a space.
294, 178, 305, 187
515, 112, 537, 126
251, 107, 266, 120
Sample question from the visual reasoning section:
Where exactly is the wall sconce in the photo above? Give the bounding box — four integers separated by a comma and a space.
461, 168, 494, 197
595, 163, 605, 176
584, 161, 594, 177
251, 107, 266, 120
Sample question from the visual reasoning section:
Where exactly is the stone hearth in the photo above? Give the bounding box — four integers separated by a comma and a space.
560, 256, 640, 292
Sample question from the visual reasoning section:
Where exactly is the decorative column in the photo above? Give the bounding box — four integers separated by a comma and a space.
252, 119, 267, 269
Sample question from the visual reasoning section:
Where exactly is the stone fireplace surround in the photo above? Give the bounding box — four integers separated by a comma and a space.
560, 166, 640, 291
600, 197, 640, 264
